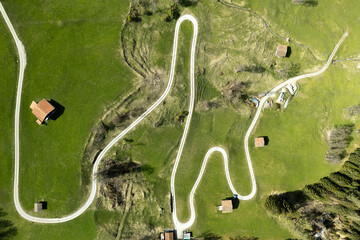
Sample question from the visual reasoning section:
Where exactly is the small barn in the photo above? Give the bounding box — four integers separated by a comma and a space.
220, 199, 233, 213
254, 137, 265, 147
34, 202, 43, 212
160, 230, 175, 240
30, 99, 55, 125
275, 44, 288, 58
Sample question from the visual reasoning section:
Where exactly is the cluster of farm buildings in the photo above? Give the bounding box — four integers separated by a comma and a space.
249, 43, 300, 110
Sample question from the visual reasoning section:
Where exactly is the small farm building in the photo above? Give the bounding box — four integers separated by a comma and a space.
275, 44, 288, 57
30, 99, 55, 125
160, 230, 175, 240
221, 199, 233, 213
254, 137, 265, 147
34, 202, 43, 212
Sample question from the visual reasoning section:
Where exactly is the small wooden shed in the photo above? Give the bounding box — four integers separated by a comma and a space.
221, 199, 233, 213
30, 99, 55, 125
160, 230, 175, 240
275, 44, 288, 58
34, 202, 43, 212
165, 232, 174, 240
254, 137, 265, 147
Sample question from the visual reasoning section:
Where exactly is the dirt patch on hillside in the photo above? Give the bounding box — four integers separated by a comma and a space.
325, 125, 353, 164
97, 159, 166, 239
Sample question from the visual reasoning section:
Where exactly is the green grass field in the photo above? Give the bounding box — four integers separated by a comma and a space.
248, 0, 360, 59
124, 0, 360, 238
15, 0, 137, 216
0, 0, 135, 239
1, 0, 360, 239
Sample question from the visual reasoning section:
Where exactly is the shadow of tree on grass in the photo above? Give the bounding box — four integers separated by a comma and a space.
199, 231, 222, 240
0, 208, 17, 239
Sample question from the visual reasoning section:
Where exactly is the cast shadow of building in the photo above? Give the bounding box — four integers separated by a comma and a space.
260, 136, 270, 146
225, 195, 240, 210
286, 46, 292, 58
49, 99, 65, 121
40, 201, 47, 210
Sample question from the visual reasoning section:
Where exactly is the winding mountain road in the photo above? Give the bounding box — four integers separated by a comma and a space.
168, 17, 256, 236
2, 1, 347, 235
2, 4, 201, 224
170, 19, 348, 236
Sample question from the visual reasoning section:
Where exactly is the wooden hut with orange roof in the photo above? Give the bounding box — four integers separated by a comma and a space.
30, 99, 55, 125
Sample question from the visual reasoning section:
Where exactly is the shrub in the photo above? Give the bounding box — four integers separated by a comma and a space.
199, 231, 222, 240
230, 236, 258, 240
329, 172, 353, 187
174, 110, 189, 124
292, 0, 318, 7
343, 161, 360, 179
163, 4, 180, 22
174, 0, 199, 7
128, 7, 141, 22
320, 177, 347, 198
266, 191, 308, 214
325, 125, 353, 164
304, 183, 327, 199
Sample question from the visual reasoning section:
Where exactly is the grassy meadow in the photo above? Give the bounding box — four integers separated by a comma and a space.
14, 0, 136, 216
0, 0, 135, 239
247, 0, 360, 60
124, 0, 360, 238
1, 0, 360, 239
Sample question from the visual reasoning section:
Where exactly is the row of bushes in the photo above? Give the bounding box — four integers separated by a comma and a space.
127, 0, 198, 23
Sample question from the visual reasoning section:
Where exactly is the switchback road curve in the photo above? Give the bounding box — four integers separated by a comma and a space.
2, 2, 347, 235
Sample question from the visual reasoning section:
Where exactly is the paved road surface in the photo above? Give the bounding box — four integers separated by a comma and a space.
2, 1, 347, 235
2, 2, 200, 224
